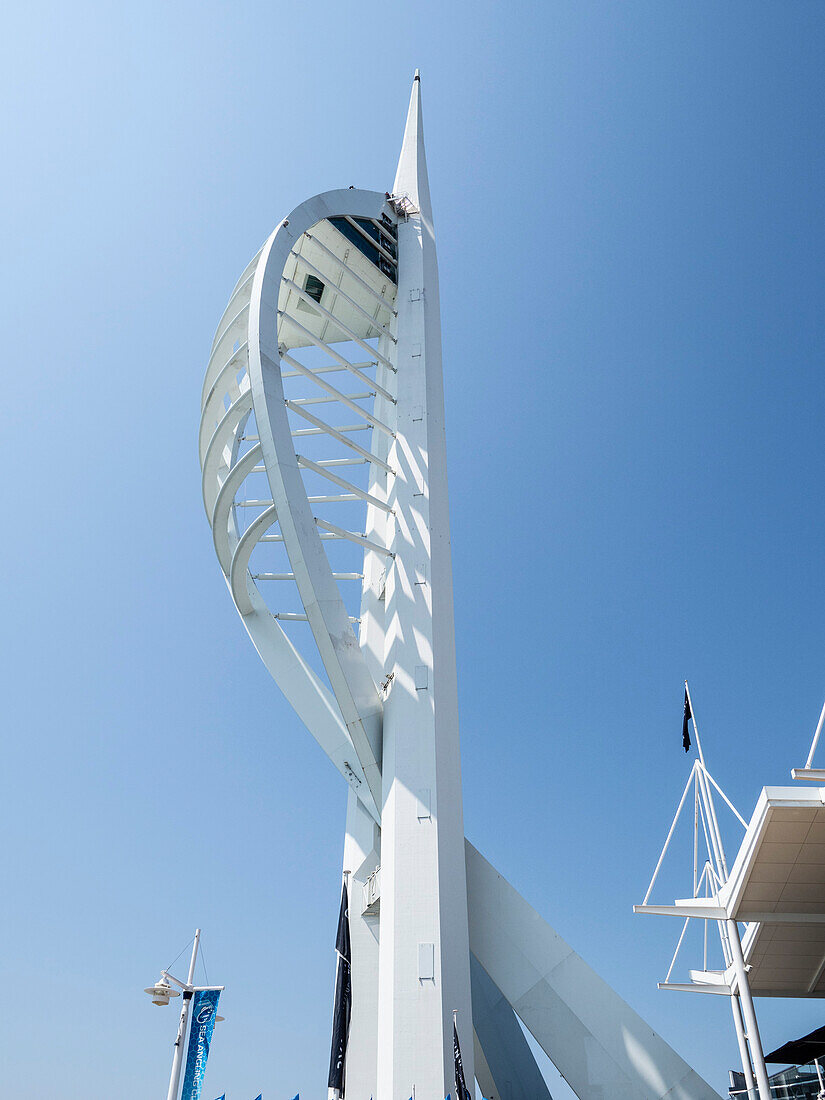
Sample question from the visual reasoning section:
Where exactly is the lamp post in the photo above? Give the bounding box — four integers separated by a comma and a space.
144, 929, 225, 1100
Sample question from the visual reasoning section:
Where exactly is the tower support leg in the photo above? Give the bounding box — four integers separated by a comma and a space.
730, 993, 756, 1100
471, 954, 553, 1100
466, 841, 720, 1100
726, 920, 771, 1100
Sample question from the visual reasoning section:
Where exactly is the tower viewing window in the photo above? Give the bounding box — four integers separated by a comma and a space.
304, 274, 325, 303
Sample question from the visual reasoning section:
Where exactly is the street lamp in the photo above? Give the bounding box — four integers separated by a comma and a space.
144, 978, 180, 1007
144, 929, 225, 1100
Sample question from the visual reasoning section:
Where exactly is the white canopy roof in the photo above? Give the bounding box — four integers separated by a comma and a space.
729, 787, 825, 997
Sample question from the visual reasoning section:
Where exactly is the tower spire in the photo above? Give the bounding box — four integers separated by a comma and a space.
393, 69, 432, 221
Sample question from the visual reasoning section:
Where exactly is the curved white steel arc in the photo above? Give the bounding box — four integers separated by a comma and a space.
200, 345, 250, 459
201, 250, 260, 407
202, 425, 380, 821
199, 230, 383, 822
246, 188, 395, 813
211, 444, 262, 572
230, 504, 278, 615
238, 583, 380, 823
201, 389, 254, 515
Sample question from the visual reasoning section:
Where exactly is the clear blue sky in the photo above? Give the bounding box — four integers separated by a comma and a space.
2, 3, 824, 1098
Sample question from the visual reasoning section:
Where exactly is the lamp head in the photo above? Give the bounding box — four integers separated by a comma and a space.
144, 978, 180, 1007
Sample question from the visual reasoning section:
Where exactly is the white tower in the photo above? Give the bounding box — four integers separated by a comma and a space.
375, 72, 473, 1100
199, 74, 723, 1100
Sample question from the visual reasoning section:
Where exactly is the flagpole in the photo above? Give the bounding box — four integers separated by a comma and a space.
453, 1008, 458, 1100
684, 688, 763, 1100
167, 929, 200, 1100
453, 1007, 469, 1100
685, 683, 730, 881
804, 697, 825, 770
684, 681, 705, 767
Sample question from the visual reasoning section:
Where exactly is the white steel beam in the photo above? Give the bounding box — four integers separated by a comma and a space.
246, 188, 393, 813
658, 983, 734, 996
466, 842, 721, 1100
376, 74, 475, 1100
279, 293, 395, 371
281, 338, 393, 403
285, 402, 390, 471
471, 953, 554, 1100
279, 351, 394, 434
634, 902, 728, 920
296, 455, 393, 513
315, 517, 393, 558
290, 393, 373, 406
342, 214, 397, 266
281, 360, 377, 379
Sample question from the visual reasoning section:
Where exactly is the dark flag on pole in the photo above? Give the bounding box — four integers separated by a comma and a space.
454, 1022, 471, 1100
327, 881, 352, 1099
682, 689, 692, 753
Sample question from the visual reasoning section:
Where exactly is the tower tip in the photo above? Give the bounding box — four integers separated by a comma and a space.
393, 69, 431, 216
414, 68, 420, 81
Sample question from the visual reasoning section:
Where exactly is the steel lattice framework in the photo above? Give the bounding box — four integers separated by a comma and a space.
199, 74, 721, 1100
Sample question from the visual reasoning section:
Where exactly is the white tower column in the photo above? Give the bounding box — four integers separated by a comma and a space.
376, 73, 475, 1100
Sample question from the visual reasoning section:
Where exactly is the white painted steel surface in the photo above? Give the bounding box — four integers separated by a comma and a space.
726, 788, 825, 998
466, 843, 719, 1100
470, 953, 554, 1100
375, 73, 474, 1100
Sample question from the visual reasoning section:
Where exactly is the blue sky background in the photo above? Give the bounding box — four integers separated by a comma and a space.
2, 2, 824, 1098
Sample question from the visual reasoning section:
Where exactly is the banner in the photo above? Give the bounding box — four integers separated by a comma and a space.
327, 882, 351, 1098
454, 1023, 471, 1100
181, 989, 221, 1100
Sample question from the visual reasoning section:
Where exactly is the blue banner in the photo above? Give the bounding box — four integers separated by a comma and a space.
181, 989, 221, 1100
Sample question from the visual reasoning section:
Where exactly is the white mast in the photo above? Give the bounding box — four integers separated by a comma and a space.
376, 70, 475, 1100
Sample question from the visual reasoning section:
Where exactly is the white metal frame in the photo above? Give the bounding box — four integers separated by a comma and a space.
792, 696, 825, 782
634, 684, 771, 1100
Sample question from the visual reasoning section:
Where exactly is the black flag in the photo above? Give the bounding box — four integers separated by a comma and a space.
454, 1022, 471, 1100
682, 689, 692, 753
327, 881, 351, 1098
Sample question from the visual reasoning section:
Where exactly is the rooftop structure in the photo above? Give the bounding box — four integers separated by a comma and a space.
636, 689, 825, 1100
